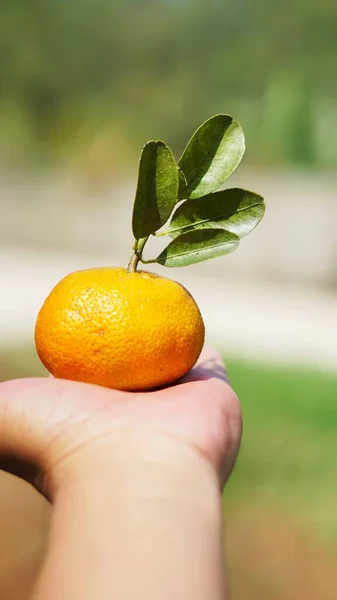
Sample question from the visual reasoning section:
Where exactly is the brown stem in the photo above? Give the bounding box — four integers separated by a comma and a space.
127, 237, 148, 273
127, 252, 140, 273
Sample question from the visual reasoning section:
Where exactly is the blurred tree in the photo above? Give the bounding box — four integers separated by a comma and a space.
0, 0, 335, 168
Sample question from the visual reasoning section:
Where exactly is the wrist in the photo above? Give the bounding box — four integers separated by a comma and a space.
37, 429, 226, 600
51, 426, 221, 503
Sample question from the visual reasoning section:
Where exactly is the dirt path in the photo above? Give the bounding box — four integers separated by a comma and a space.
225, 505, 337, 600
1, 246, 336, 371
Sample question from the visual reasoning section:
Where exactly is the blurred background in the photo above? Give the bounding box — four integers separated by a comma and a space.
0, 0, 337, 598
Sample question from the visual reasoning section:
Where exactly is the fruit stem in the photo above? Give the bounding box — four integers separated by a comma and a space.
127, 252, 140, 272
128, 237, 148, 273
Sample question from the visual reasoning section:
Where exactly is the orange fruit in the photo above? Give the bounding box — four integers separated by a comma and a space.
35, 267, 205, 391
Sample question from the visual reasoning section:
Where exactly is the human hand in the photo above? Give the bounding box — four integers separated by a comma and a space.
0, 345, 241, 493
0, 346, 242, 600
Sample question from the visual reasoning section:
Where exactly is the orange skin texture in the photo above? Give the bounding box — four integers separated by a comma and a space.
35, 267, 205, 391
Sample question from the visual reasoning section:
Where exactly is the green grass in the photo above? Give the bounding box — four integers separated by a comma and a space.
225, 358, 337, 547
2, 346, 337, 547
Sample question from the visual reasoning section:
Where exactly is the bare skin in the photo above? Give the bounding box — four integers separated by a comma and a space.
0, 347, 242, 600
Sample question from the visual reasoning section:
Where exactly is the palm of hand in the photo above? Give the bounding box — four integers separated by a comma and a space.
0, 347, 242, 494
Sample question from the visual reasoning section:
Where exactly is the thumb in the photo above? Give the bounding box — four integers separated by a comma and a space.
0, 378, 55, 487
0, 377, 117, 496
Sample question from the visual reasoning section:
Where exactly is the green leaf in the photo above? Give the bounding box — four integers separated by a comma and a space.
178, 167, 187, 198
155, 229, 240, 267
166, 188, 265, 239
132, 141, 179, 239
178, 114, 245, 200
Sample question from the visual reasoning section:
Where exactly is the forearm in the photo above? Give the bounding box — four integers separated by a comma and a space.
33, 431, 226, 600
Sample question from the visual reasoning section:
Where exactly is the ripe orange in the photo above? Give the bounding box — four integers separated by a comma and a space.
35, 267, 205, 391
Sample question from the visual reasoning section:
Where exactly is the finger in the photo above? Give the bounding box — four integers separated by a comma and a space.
179, 344, 228, 384
172, 346, 241, 485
